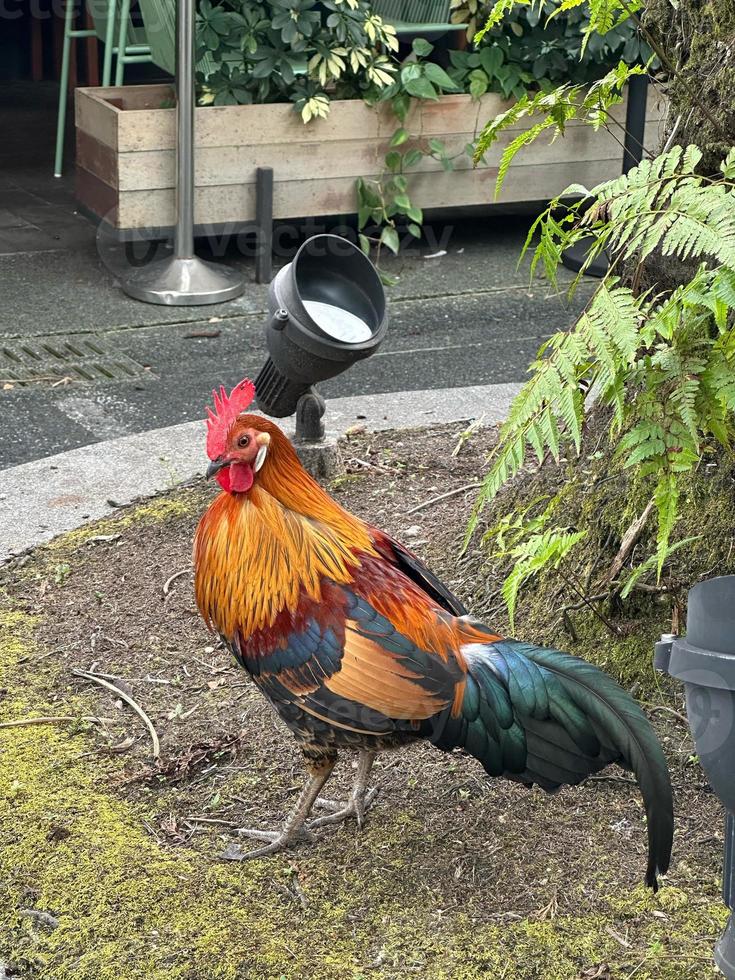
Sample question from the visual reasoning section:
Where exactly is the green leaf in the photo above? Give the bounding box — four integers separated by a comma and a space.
390, 127, 409, 147
394, 193, 411, 209
358, 233, 371, 255
424, 62, 461, 92
380, 225, 400, 254
654, 473, 679, 578
479, 45, 503, 77
411, 37, 434, 57
392, 91, 411, 122
469, 76, 488, 100
385, 150, 402, 172
407, 205, 423, 222
407, 222, 422, 238
404, 76, 439, 100
403, 148, 424, 168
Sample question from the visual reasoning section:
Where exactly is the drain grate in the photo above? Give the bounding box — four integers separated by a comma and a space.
0, 335, 150, 386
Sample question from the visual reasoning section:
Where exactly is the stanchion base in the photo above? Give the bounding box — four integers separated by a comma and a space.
122, 255, 245, 306
561, 235, 610, 278
716, 914, 735, 979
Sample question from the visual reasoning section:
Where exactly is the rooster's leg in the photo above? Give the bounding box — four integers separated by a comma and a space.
309, 749, 377, 830
222, 753, 337, 860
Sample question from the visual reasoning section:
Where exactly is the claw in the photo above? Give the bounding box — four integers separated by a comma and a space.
221, 826, 312, 860
314, 797, 343, 813
307, 786, 378, 831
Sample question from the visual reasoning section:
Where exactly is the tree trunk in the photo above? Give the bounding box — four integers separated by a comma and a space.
643, 0, 735, 169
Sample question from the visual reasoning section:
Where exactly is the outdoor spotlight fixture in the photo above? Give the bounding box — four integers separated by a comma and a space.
655, 576, 735, 979
255, 234, 387, 442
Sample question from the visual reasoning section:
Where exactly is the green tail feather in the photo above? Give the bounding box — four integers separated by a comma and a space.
432, 639, 674, 890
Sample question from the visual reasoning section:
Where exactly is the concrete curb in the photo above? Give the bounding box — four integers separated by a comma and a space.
0, 382, 520, 560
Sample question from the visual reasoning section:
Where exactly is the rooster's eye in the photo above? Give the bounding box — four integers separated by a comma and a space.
238, 434, 250, 448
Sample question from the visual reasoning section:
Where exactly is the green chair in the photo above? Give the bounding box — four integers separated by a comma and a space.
369, 0, 465, 37
136, 0, 224, 78
54, 0, 153, 177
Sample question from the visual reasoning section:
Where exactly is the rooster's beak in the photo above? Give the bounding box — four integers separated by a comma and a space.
206, 457, 230, 480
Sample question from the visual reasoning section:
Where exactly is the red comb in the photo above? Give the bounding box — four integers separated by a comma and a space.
206, 378, 256, 459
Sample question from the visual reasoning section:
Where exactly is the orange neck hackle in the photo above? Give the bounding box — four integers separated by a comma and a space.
194, 417, 376, 640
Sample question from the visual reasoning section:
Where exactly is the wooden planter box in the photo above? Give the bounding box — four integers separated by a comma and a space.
75, 83, 665, 233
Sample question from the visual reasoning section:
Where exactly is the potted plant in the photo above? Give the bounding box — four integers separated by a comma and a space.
74, 0, 663, 237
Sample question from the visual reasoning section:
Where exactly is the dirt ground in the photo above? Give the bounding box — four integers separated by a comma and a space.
0, 424, 729, 980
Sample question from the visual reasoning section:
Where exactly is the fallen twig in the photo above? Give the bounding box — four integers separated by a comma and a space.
559, 574, 622, 636
406, 482, 482, 515
605, 925, 631, 949
163, 568, 190, 596
185, 816, 239, 827
648, 704, 689, 726
0, 715, 113, 730
72, 669, 161, 758
605, 501, 654, 585
586, 774, 637, 787
346, 456, 398, 475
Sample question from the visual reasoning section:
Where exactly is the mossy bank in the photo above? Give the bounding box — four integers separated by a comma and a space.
0, 425, 729, 979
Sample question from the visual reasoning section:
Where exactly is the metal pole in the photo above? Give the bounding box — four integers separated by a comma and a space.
561, 72, 649, 278
175, 0, 195, 259
622, 73, 649, 175
121, 0, 244, 305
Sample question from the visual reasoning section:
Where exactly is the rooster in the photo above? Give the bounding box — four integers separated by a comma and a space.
194, 378, 674, 885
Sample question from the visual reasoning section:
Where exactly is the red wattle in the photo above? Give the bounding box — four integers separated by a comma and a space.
228, 462, 254, 493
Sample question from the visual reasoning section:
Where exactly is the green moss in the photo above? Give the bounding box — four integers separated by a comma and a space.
478, 432, 735, 690
643, 0, 735, 168
47, 496, 197, 553
1, 464, 731, 978
0, 605, 37, 668
1, 698, 726, 980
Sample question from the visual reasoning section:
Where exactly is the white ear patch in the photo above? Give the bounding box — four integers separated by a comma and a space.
254, 444, 268, 472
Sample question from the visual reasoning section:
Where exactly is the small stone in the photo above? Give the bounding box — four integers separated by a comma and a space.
404, 525, 421, 538
295, 439, 343, 481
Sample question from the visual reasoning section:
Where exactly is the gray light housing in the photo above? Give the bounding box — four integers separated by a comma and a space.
655, 575, 735, 978
255, 234, 387, 418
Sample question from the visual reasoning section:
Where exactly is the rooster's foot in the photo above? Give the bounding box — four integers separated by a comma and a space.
308, 786, 379, 830
221, 826, 312, 861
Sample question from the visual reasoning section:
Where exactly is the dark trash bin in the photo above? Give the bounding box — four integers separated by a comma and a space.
654, 575, 735, 978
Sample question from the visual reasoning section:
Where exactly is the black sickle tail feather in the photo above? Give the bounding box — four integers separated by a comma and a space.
431, 638, 674, 889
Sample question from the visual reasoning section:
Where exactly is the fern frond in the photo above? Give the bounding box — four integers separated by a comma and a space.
474, 0, 535, 42
474, 63, 644, 196
501, 527, 588, 631
619, 535, 701, 598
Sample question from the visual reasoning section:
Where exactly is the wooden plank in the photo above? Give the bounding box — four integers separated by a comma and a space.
77, 83, 175, 110
114, 157, 624, 229
76, 130, 119, 190
80, 82, 666, 155
114, 120, 626, 192
76, 167, 118, 223
75, 88, 119, 150
114, 91, 642, 153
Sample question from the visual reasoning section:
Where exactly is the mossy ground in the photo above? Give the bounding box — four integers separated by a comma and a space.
0, 425, 730, 979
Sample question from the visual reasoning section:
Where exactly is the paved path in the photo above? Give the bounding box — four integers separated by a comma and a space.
0, 382, 520, 560
0, 218, 591, 469
0, 93, 591, 473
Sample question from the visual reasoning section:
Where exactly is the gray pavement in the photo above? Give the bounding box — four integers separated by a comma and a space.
0, 382, 521, 559
0, 219, 591, 469
0, 81, 592, 473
